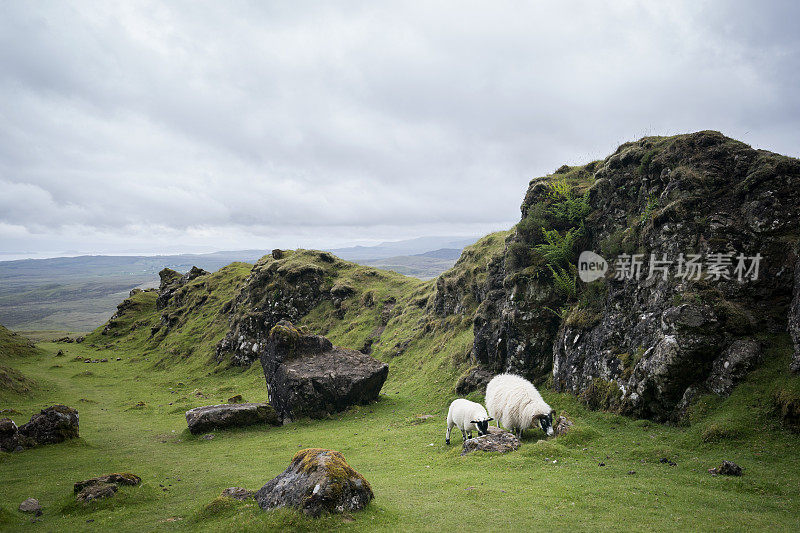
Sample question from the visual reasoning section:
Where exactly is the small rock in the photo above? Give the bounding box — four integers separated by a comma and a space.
599, 462, 605, 467
18, 498, 41, 514
100, 358, 108, 363
227, 394, 244, 404
710, 460, 743, 476
74, 473, 141, 493
56, 349, 64, 356
221, 487, 253, 500
202, 434, 215, 440
659, 458, 677, 466
553, 414, 574, 437
627, 470, 636, 475
461, 426, 520, 456
77, 483, 117, 503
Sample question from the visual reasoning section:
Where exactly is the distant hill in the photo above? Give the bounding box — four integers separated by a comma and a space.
0, 236, 478, 331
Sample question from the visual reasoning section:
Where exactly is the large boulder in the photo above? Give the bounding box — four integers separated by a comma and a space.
260, 321, 389, 421
18, 405, 79, 445
706, 338, 762, 395
185, 403, 279, 435
254, 448, 373, 517
461, 426, 520, 456
74, 473, 141, 493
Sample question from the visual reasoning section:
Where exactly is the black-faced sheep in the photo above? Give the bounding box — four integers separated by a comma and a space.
485, 373, 554, 439
446, 398, 493, 444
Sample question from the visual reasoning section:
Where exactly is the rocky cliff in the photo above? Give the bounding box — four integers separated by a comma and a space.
462, 131, 800, 420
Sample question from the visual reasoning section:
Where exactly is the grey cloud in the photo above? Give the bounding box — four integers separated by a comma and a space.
1, 1, 799, 256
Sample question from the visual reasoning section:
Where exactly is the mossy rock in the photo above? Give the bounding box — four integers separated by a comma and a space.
254, 448, 373, 517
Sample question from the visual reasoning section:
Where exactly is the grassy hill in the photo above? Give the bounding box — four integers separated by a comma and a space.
1, 235, 799, 530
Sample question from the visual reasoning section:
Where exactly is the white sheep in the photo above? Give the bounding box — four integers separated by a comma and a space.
485, 373, 554, 439
445, 398, 493, 445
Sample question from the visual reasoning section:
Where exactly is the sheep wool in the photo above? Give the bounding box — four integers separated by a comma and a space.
485, 373, 554, 438
445, 398, 492, 445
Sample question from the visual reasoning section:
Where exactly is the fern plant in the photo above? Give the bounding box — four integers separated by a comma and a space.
549, 264, 578, 299
535, 226, 582, 266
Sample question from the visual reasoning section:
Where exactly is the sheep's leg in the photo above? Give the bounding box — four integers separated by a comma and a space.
467, 431, 472, 440
446, 422, 452, 445
461, 429, 468, 442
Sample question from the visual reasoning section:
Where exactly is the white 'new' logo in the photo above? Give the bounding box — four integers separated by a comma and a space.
578, 251, 608, 282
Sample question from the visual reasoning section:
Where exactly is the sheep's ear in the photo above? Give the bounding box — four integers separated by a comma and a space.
470, 420, 477, 424
487, 417, 494, 422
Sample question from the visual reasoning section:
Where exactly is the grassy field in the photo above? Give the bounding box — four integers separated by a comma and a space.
1, 331, 799, 532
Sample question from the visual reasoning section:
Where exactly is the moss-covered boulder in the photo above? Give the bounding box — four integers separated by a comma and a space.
260, 321, 388, 421
0, 418, 21, 452
254, 448, 373, 517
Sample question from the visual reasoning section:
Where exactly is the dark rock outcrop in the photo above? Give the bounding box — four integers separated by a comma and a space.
260, 321, 389, 421
216, 251, 337, 365
455, 367, 494, 395
254, 448, 373, 517
0, 417, 21, 452
156, 266, 209, 310
18, 405, 79, 445
460, 426, 520, 455
458, 131, 800, 421
185, 403, 279, 434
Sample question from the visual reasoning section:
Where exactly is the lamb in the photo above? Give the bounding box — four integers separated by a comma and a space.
485, 373, 554, 439
445, 398, 493, 445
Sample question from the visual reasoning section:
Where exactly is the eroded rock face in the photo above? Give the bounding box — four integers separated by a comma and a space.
460, 426, 520, 455
260, 321, 389, 422
255, 448, 373, 517
455, 367, 494, 395
706, 338, 762, 395
789, 248, 800, 373
18, 405, 79, 445
185, 403, 279, 435
460, 131, 800, 421
221, 487, 253, 500
77, 483, 117, 503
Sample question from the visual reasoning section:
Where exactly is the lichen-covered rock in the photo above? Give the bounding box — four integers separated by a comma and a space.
18, 405, 79, 445
706, 338, 762, 395
255, 448, 373, 517
460, 426, 520, 455
260, 321, 389, 421
0, 417, 21, 452
185, 403, 279, 435
221, 487, 253, 500
74, 473, 141, 493
18, 498, 41, 514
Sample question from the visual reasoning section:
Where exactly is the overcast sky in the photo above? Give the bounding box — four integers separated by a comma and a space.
1, 1, 799, 260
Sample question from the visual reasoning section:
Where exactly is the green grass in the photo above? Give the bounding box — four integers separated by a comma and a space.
1, 330, 799, 531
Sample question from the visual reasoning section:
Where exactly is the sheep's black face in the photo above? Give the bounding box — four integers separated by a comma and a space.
476, 420, 490, 436
539, 413, 554, 436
